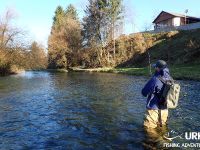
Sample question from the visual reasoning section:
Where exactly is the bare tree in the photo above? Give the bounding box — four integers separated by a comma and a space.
0, 9, 26, 49
0, 9, 46, 75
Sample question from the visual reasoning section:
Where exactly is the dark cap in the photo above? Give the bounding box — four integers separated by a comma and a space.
152, 60, 167, 69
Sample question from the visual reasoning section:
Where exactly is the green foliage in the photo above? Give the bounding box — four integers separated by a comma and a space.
65, 4, 78, 20
108, 0, 123, 22
81, 0, 124, 67
53, 6, 65, 26
82, 0, 106, 46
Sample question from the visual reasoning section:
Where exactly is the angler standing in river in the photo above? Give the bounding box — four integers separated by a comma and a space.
141, 60, 172, 128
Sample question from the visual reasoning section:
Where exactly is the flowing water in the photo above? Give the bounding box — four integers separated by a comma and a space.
0, 71, 200, 149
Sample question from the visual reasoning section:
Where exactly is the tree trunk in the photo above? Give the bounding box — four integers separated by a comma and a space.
113, 21, 116, 62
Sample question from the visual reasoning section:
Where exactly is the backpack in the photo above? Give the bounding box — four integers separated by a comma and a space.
158, 77, 181, 109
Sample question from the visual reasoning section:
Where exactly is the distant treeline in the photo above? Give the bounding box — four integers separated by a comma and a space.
0, 10, 47, 75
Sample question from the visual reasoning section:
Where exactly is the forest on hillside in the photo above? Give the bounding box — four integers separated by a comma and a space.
0, 9, 47, 75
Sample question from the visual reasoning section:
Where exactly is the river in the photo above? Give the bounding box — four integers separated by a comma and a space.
0, 71, 200, 149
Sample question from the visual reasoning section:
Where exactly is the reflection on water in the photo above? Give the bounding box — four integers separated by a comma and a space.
0, 71, 200, 149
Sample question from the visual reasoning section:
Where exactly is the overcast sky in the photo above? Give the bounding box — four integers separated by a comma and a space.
1, 0, 200, 47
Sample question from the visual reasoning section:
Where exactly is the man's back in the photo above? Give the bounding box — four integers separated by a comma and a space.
142, 67, 171, 109
142, 60, 171, 129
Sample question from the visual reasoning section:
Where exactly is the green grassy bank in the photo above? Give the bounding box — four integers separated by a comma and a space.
113, 65, 200, 81
71, 64, 200, 81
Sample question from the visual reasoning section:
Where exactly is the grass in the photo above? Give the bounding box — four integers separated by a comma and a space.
106, 67, 150, 76
170, 64, 200, 81
112, 65, 200, 81
71, 64, 200, 81
70, 67, 112, 72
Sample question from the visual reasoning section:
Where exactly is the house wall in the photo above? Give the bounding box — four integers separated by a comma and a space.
155, 17, 185, 29
180, 18, 185, 25
149, 21, 200, 33
155, 19, 173, 29
154, 12, 176, 29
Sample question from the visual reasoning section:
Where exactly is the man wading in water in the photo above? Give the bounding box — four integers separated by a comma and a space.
142, 60, 172, 129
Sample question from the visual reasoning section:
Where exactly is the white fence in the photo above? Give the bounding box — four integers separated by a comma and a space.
149, 22, 200, 33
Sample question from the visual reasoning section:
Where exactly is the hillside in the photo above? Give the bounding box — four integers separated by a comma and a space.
72, 29, 200, 80
117, 29, 200, 67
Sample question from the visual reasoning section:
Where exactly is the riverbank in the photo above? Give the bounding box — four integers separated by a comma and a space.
46, 69, 68, 73
0, 65, 25, 76
29, 69, 68, 73
71, 64, 200, 81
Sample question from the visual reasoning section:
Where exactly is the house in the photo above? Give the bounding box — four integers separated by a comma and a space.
153, 11, 200, 29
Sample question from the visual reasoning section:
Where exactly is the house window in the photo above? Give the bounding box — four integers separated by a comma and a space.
173, 17, 181, 26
